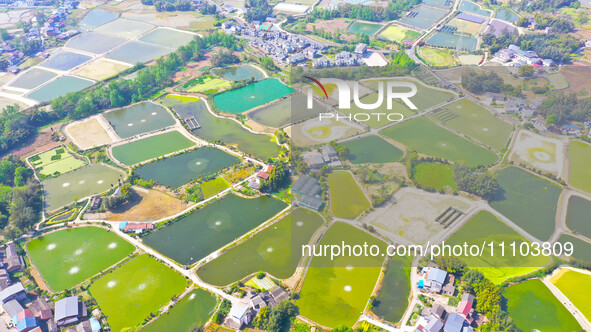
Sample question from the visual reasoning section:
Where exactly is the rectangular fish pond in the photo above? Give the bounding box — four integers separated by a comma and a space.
213, 78, 293, 114
103, 102, 176, 139
142, 194, 288, 265
26, 76, 95, 102
134, 146, 241, 188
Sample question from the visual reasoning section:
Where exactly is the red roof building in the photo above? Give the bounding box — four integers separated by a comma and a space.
457, 300, 472, 317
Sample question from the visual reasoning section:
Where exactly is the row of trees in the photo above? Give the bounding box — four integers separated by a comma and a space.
140, 0, 194, 12
453, 163, 499, 200
309, 0, 420, 22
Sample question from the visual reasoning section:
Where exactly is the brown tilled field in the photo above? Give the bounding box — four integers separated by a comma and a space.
106, 188, 188, 221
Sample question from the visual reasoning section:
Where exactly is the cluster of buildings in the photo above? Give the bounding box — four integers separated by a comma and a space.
248, 164, 274, 190
43, 8, 79, 40
291, 175, 323, 212
495, 44, 556, 67
416, 267, 483, 332
561, 122, 591, 137
302, 145, 342, 169
225, 285, 289, 329
485, 93, 540, 118
222, 20, 328, 66
312, 44, 368, 68
119, 222, 155, 234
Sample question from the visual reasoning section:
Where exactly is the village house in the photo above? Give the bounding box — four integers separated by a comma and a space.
119, 222, 155, 234
54, 296, 87, 327
0, 282, 27, 304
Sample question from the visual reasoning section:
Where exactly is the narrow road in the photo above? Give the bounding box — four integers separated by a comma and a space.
541, 276, 591, 331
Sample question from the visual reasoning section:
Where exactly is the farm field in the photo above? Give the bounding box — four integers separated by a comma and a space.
200, 177, 230, 198
143, 194, 288, 265
342, 136, 403, 164
94, 18, 155, 39
399, 5, 448, 30
186, 76, 231, 94
65, 32, 127, 54
364, 189, 471, 244
328, 171, 370, 219
139, 28, 195, 49
550, 269, 591, 321
566, 195, 591, 238
27, 76, 94, 102
447, 211, 550, 284
29, 147, 86, 177
297, 222, 386, 328
422, 0, 453, 8
371, 257, 411, 324
543, 72, 570, 90
491, 167, 562, 241
425, 32, 478, 51
362, 78, 455, 113
7, 68, 56, 90
163, 95, 280, 160
347, 21, 382, 36
78, 8, 118, 29
106, 41, 173, 64
134, 146, 240, 188
104, 188, 188, 222
74, 59, 131, 81
568, 141, 591, 194
430, 99, 513, 151
504, 279, 581, 332
418, 47, 457, 67
213, 78, 293, 114
558, 234, 591, 264
380, 117, 498, 167
103, 102, 176, 139
341, 92, 416, 129
111, 131, 195, 166
247, 93, 324, 129
412, 163, 456, 191
66, 117, 114, 150
289, 117, 363, 146
212, 64, 266, 81
378, 25, 421, 43
447, 17, 483, 35
495, 7, 519, 22
459, 0, 492, 16
141, 289, 217, 332
90, 254, 186, 332
510, 131, 563, 176
41, 51, 92, 71
43, 164, 125, 211
197, 208, 323, 286
27, 227, 135, 292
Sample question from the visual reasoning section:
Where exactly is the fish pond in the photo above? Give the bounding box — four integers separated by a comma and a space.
247, 93, 325, 128
42, 51, 92, 71
347, 21, 383, 36
103, 102, 176, 139
78, 8, 118, 29
66, 32, 127, 54
197, 208, 323, 286
212, 64, 266, 81
163, 95, 279, 160
27, 76, 94, 102
139, 28, 195, 49
106, 41, 172, 64
111, 130, 195, 166
27, 226, 135, 292
213, 78, 293, 114
566, 195, 591, 238
134, 146, 241, 188
143, 194, 288, 265
8, 68, 56, 90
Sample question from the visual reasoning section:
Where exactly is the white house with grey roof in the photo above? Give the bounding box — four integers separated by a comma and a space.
55, 296, 86, 326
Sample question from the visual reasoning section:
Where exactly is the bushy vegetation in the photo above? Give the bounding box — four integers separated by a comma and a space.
482, 31, 580, 63
140, 0, 194, 12
461, 70, 503, 94
453, 163, 499, 200
539, 92, 591, 126
521, 0, 579, 12
244, 0, 273, 23
252, 301, 298, 332
260, 161, 289, 192
103, 185, 134, 211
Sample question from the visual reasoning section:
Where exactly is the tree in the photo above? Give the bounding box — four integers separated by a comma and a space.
260, 161, 290, 192
519, 65, 534, 77
252, 301, 298, 332
453, 163, 499, 200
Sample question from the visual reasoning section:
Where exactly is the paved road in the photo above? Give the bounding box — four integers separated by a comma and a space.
542, 276, 591, 331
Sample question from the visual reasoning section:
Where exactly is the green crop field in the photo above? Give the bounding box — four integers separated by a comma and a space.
504, 279, 581, 332
569, 141, 591, 194
200, 177, 231, 198
328, 171, 371, 219
342, 136, 403, 164
418, 47, 457, 67
90, 254, 187, 332
412, 162, 456, 191
371, 257, 411, 323
27, 227, 135, 292
491, 167, 562, 241
197, 208, 323, 286
297, 222, 386, 328
566, 195, 591, 238
187, 76, 231, 93
380, 117, 498, 166
447, 211, 550, 284
430, 99, 513, 151
111, 131, 196, 166
141, 289, 217, 332
379, 25, 421, 43
29, 147, 86, 176
551, 269, 591, 321
362, 79, 455, 113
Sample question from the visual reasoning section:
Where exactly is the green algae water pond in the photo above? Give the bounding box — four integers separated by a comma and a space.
213, 78, 293, 114
134, 146, 240, 188
212, 64, 266, 81
111, 130, 196, 166
163, 95, 279, 160
143, 194, 288, 265
103, 102, 176, 139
